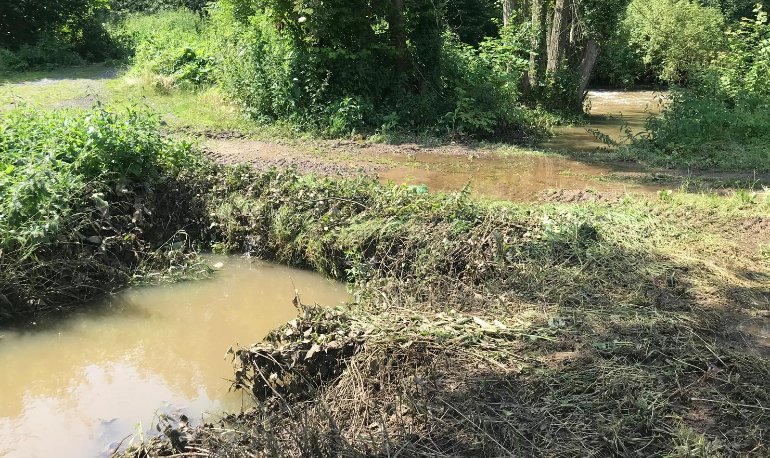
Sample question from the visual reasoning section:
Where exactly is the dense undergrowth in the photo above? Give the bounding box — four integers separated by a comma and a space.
0, 107, 209, 321
621, 7, 770, 171
108, 5, 554, 141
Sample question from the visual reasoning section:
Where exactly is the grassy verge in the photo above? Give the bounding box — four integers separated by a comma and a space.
122, 164, 768, 456
0, 107, 211, 321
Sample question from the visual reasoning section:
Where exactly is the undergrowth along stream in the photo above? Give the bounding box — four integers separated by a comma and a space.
134, 162, 769, 456
0, 107, 209, 321
1, 107, 769, 456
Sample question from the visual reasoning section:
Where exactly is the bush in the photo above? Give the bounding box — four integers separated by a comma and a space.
0, 107, 198, 244
623, 0, 725, 83
0, 0, 122, 69
116, 10, 214, 88
111, 0, 211, 13
210, 1, 544, 140
1, 36, 85, 72
623, 6, 770, 170
0, 48, 26, 73
0, 107, 205, 319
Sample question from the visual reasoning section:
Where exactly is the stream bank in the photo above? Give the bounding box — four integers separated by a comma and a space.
2, 86, 769, 457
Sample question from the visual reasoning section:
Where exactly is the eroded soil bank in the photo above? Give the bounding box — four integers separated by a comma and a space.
117, 165, 770, 457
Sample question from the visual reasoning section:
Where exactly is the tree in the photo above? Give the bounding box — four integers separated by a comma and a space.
505, 0, 628, 107
624, 0, 725, 82
0, 0, 108, 49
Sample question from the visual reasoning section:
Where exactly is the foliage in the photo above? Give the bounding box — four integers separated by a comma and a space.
0, 107, 205, 319
115, 10, 214, 88
623, 0, 726, 82
625, 7, 770, 170
593, 24, 651, 87
703, 0, 770, 22
111, 0, 211, 13
717, 4, 770, 100
444, 0, 500, 47
627, 75, 770, 169
209, 1, 545, 140
0, 0, 121, 71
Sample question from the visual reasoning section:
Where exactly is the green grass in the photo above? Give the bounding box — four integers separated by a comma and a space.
0, 106, 208, 321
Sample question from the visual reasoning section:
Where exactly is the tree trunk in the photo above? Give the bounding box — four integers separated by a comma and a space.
388, 0, 409, 77
546, 0, 569, 73
502, 0, 516, 26
576, 39, 599, 103
527, 0, 546, 88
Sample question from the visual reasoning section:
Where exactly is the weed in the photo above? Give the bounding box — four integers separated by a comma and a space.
0, 106, 208, 320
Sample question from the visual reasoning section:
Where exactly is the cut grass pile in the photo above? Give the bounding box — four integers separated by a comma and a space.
123, 164, 769, 456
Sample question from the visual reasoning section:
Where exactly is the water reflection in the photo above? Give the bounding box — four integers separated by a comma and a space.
0, 257, 349, 458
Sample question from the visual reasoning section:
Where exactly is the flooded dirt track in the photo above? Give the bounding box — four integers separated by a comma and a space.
206, 90, 670, 201
0, 257, 349, 458
379, 152, 661, 201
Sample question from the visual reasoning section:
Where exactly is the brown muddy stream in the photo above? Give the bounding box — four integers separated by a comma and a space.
0, 257, 349, 458
380, 90, 667, 200
543, 89, 665, 151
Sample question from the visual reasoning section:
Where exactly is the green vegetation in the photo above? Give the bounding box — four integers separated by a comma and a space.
116, 10, 214, 89
110, 158, 768, 456
1, 1, 770, 456
0, 0, 123, 71
99, 0, 628, 138
624, 0, 725, 83
205, 0, 538, 139
623, 6, 770, 170
0, 107, 207, 320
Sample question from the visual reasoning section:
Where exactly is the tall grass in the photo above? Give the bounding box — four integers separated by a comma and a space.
113, 10, 214, 89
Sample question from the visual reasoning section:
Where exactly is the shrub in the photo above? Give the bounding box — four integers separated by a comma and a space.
624, 0, 725, 82
111, 0, 211, 13
0, 107, 205, 319
0, 48, 25, 73
625, 7, 770, 170
116, 10, 214, 88
0, 107, 198, 244
210, 1, 544, 140
0, 0, 121, 69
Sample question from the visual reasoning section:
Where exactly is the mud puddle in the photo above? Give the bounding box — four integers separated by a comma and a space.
0, 257, 349, 458
380, 152, 661, 201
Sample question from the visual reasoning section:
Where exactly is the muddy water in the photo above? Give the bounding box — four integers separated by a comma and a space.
0, 257, 349, 458
377, 90, 666, 200
379, 151, 661, 201
543, 90, 665, 151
